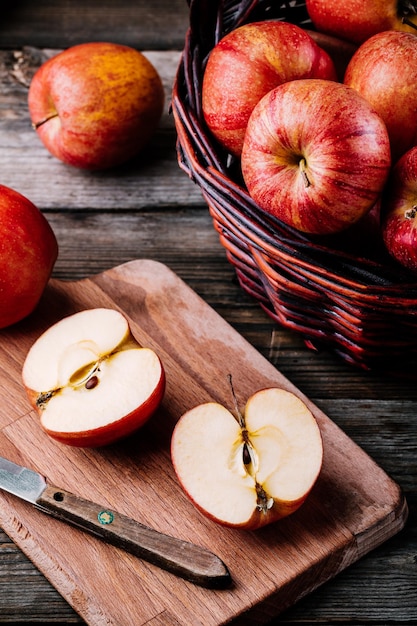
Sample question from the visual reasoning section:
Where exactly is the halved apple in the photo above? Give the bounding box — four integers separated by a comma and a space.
22, 308, 165, 447
171, 387, 323, 530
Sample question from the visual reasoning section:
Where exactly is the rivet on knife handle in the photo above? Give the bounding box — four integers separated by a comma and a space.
36, 485, 232, 589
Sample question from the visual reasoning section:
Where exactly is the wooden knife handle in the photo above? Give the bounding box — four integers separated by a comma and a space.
36, 484, 231, 589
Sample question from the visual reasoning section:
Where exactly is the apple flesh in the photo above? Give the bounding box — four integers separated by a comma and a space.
344, 31, 417, 162
22, 308, 165, 447
28, 42, 165, 170
171, 388, 323, 530
241, 79, 391, 235
0, 185, 58, 329
202, 20, 337, 157
381, 146, 417, 273
306, 0, 417, 45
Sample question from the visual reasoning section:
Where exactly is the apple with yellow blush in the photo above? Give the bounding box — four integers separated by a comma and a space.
28, 42, 164, 170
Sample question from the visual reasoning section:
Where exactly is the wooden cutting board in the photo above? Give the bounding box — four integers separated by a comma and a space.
0, 260, 408, 625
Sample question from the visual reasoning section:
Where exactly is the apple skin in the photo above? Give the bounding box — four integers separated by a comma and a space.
381, 146, 417, 273
41, 368, 166, 448
320, 200, 387, 261
202, 20, 337, 157
0, 185, 58, 329
241, 79, 391, 235
344, 31, 417, 162
28, 42, 165, 170
306, 0, 417, 45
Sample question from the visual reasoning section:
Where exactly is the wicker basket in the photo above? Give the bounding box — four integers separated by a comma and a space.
172, 0, 417, 371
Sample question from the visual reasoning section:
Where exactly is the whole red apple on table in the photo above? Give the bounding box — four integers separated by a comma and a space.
202, 20, 337, 157
22, 308, 166, 447
381, 146, 417, 273
241, 79, 391, 235
28, 42, 165, 170
344, 31, 417, 163
0, 185, 58, 329
306, 0, 417, 44
171, 387, 323, 530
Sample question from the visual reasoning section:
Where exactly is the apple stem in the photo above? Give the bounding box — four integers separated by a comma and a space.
32, 113, 59, 130
227, 373, 245, 428
402, 16, 417, 29
405, 206, 417, 220
299, 158, 311, 188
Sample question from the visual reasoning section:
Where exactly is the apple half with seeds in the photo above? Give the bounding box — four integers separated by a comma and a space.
171, 387, 323, 530
22, 308, 165, 447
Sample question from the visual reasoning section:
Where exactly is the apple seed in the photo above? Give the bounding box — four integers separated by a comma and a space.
85, 375, 99, 390
242, 442, 252, 465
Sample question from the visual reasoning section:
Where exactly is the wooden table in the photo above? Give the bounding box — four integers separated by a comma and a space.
0, 1, 416, 624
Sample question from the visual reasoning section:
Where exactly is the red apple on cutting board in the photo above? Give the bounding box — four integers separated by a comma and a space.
241, 79, 391, 235
381, 146, 417, 273
28, 42, 165, 170
22, 308, 166, 447
202, 20, 337, 157
0, 185, 58, 329
344, 31, 417, 162
306, 0, 417, 45
171, 387, 323, 530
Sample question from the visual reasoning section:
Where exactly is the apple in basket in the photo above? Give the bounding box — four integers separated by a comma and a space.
202, 20, 337, 157
22, 308, 165, 447
241, 79, 391, 235
171, 386, 323, 530
381, 146, 417, 273
344, 31, 417, 163
28, 42, 164, 170
0, 185, 58, 329
306, 0, 417, 44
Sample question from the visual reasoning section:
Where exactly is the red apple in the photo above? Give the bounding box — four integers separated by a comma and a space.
241, 79, 391, 235
202, 20, 337, 157
171, 387, 323, 530
306, 0, 417, 45
22, 308, 166, 447
381, 146, 417, 272
344, 31, 417, 162
28, 42, 165, 170
321, 200, 386, 261
0, 185, 58, 329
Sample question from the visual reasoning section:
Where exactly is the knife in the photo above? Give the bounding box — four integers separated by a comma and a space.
0, 455, 231, 589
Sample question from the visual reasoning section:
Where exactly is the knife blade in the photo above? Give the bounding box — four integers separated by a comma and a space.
0, 455, 231, 589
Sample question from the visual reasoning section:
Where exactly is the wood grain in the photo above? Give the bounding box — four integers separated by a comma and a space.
1, 0, 189, 50
0, 260, 408, 626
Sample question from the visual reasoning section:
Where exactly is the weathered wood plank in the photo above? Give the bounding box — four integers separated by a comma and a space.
1, 0, 190, 50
